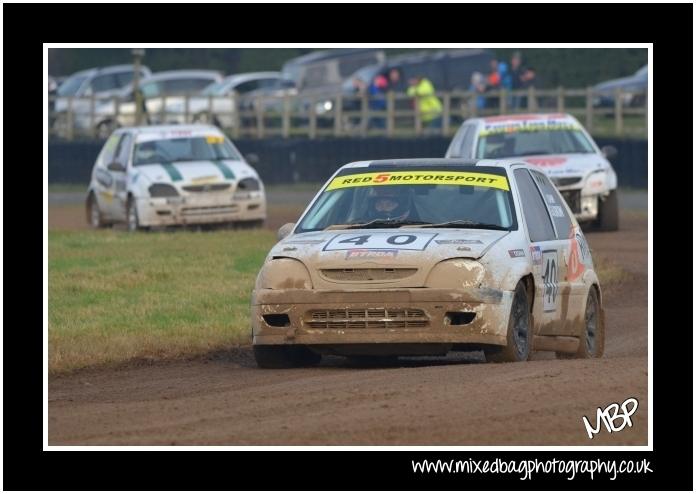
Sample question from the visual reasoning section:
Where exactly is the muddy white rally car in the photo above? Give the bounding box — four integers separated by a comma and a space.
86, 124, 266, 230
445, 113, 619, 230
251, 159, 604, 368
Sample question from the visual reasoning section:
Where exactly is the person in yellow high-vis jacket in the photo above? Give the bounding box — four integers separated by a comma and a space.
407, 76, 443, 128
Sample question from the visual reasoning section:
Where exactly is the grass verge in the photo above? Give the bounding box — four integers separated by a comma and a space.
49, 229, 276, 374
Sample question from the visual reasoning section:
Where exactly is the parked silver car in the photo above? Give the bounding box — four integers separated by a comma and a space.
91, 70, 223, 138
51, 64, 152, 137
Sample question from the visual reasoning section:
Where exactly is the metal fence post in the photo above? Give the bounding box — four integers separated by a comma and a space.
557, 86, 564, 112
282, 94, 290, 138
67, 96, 74, 141
386, 91, 395, 137
89, 94, 96, 136
528, 86, 537, 111
309, 98, 317, 139
614, 88, 623, 136
499, 90, 507, 114
585, 86, 593, 132
256, 96, 264, 139
442, 92, 450, 136
334, 93, 343, 137
231, 92, 240, 139
184, 94, 190, 123
160, 96, 166, 124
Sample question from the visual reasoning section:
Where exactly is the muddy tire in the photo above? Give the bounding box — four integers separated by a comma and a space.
253, 345, 321, 369
557, 286, 604, 359
126, 197, 147, 232
596, 189, 619, 231
86, 193, 110, 228
484, 281, 531, 363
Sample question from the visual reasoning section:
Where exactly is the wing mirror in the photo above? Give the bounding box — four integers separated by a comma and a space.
601, 145, 618, 159
277, 222, 296, 240
107, 161, 126, 172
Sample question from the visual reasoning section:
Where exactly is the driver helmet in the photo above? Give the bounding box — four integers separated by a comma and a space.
366, 186, 412, 221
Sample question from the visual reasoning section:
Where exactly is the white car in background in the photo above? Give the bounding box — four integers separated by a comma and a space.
445, 113, 619, 230
86, 125, 266, 231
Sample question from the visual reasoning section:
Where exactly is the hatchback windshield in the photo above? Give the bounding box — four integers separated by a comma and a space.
57, 75, 88, 96
296, 167, 516, 233
476, 125, 595, 159
133, 136, 242, 166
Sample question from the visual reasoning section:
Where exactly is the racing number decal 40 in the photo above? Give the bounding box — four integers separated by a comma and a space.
323, 232, 437, 251
541, 250, 559, 312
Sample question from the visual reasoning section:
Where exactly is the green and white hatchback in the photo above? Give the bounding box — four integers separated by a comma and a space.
86, 124, 266, 230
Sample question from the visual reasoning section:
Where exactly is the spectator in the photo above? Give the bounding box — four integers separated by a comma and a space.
407, 75, 443, 130
368, 74, 388, 129
486, 59, 501, 109
386, 67, 402, 92
510, 51, 537, 108
469, 71, 487, 111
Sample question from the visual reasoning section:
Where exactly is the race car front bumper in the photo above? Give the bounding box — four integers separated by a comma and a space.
251, 287, 514, 348
136, 194, 266, 227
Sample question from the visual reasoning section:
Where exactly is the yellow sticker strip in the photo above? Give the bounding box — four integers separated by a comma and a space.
326, 171, 509, 191
206, 135, 224, 144
479, 123, 581, 137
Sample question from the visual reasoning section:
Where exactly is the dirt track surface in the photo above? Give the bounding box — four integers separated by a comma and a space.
48, 211, 648, 446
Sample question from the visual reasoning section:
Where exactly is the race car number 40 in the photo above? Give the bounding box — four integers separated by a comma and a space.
323, 232, 438, 251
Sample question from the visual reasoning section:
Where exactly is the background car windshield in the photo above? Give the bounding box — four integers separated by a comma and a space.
297, 172, 515, 232
57, 75, 88, 96
133, 137, 242, 166
476, 129, 595, 159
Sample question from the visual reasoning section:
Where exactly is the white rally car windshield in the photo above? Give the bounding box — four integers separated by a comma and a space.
133, 136, 242, 166
476, 123, 595, 159
296, 167, 517, 233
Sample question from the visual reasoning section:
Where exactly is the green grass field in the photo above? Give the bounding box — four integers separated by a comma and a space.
49, 229, 276, 374
48, 229, 627, 374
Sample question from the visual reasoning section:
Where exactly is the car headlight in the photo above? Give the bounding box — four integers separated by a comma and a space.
425, 258, 485, 289
256, 258, 312, 290
583, 170, 608, 194
148, 183, 179, 197
236, 177, 260, 191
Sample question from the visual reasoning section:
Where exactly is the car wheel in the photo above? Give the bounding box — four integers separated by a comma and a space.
484, 281, 531, 363
596, 189, 619, 231
86, 193, 110, 228
557, 286, 604, 359
126, 197, 147, 232
253, 345, 321, 369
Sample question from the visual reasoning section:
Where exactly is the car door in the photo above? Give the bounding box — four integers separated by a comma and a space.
111, 132, 133, 221
528, 169, 585, 335
91, 133, 122, 220
512, 167, 570, 336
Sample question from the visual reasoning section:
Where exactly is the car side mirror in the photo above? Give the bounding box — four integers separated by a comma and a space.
245, 153, 260, 165
107, 161, 125, 172
601, 145, 618, 159
277, 222, 295, 240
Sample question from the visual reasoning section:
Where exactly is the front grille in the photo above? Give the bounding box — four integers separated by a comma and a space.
551, 176, 583, 187
321, 268, 417, 282
182, 183, 231, 193
561, 190, 581, 214
306, 308, 429, 329
181, 205, 239, 217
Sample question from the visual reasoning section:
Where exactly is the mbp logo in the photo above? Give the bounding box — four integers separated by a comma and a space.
582, 397, 639, 439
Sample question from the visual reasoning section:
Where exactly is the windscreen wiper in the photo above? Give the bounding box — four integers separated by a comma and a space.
413, 220, 510, 230
325, 219, 431, 230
